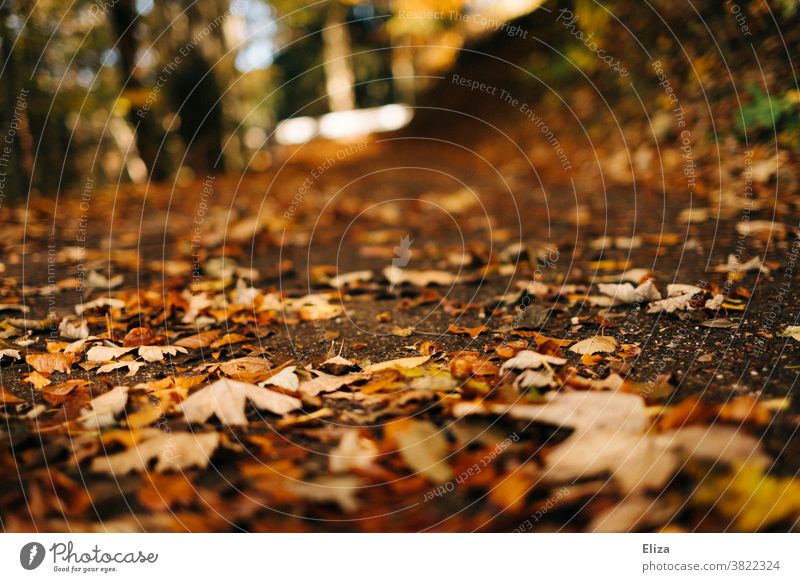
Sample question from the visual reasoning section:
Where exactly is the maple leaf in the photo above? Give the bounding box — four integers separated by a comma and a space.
178, 377, 302, 425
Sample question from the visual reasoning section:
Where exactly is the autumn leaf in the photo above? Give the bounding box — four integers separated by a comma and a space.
91, 430, 220, 475
386, 419, 453, 484
569, 336, 619, 355
81, 385, 129, 428
175, 329, 222, 348
178, 377, 302, 425
26, 352, 76, 374
447, 324, 490, 339
0, 386, 24, 406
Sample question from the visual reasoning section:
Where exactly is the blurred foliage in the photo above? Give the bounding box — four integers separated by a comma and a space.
736, 85, 800, 146
1, 0, 797, 198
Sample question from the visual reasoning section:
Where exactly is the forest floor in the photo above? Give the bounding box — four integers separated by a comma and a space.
3, 20, 800, 530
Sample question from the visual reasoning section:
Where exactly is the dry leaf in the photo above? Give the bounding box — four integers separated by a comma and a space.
86, 345, 135, 362
387, 419, 453, 484
138, 345, 189, 362
329, 430, 379, 472
448, 324, 490, 339
82, 385, 129, 428
178, 377, 302, 425
596, 280, 661, 305
299, 371, 367, 397
364, 355, 430, 373
91, 430, 220, 475
0, 386, 24, 406
175, 330, 222, 348
383, 265, 457, 287
26, 352, 76, 374
259, 366, 300, 392
501, 350, 566, 371
569, 336, 619, 355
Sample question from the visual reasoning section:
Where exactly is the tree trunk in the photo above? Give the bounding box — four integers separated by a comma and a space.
110, 0, 169, 181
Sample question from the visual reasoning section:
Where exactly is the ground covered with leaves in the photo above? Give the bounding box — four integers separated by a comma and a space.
2, 132, 799, 532
3, 1, 800, 532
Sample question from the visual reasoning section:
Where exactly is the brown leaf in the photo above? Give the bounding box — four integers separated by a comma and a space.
42, 379, 91, 405
26, 352, 76, 374
209, 333, 248, 349
0, 386, 24, 406
217, 356, 273, 383
448, 324, 490, 339
24, 371, 52, 389
175, 329, 222, 349
122, 327, 157, 347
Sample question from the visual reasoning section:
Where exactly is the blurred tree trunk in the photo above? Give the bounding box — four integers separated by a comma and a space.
110, 0, 170, 181
322, 3, 356, 112
0, 3, 33, 198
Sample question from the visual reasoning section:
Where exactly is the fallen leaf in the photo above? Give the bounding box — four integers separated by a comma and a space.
299, 371, 367, 397
82, 385, 129, 428
86, 345, 135, 362
259, 366, 300, 392
122, 327, 156, 347
596, 280, 661, 305
24, 371, 52, 389
138, 345, 189, 362
383, 265, 457, 287
91, 430, 220, 475
26, 352, 76, 374
386, 419, 453, 484
96, 360, 146, 376
0, 386, 24, 406
501, 350, 567, 371
780, 326, 800, 342
448, 324, 490, 339
175, 329, 222, 348
329, 430, 379, 472
700, 318, 737, 329
289, 475, 361, 512
328, 270, 373, 288
59, 317, 89, 339
569, 336, 619, 355
364, 355, 430, 373
178, 377, 302, 425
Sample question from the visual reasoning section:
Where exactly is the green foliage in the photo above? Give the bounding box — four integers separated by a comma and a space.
736, 84, 800, 144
